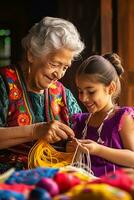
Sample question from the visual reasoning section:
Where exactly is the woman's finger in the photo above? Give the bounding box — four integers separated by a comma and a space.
55, 129, 69, 140
46, 135, 53, 143
50, 120, 74, 139
51, 131, 61, 142
58, 121, 75, 138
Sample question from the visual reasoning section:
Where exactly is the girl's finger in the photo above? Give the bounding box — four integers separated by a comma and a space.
78, 139, 93, 143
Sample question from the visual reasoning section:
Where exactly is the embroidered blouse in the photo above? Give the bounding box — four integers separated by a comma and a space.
0, 78, 81, 126
0, 65, 81, 173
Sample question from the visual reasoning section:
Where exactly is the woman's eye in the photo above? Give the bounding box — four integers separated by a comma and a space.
49, 62, 68, 71
49, 62, 58, 67
63, 66, 68, 71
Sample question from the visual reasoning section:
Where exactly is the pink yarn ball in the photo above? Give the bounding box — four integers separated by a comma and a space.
36, 177, 59, 197
54, 172, 80, 192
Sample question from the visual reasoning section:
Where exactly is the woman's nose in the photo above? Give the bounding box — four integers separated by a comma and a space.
53, 70, 65, 80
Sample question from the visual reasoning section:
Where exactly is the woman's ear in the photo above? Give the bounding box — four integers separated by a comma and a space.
27, 50, 34, 63
108, 81, 117, 95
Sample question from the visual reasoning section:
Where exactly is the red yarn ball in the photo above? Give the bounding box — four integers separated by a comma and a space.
36, 177, 59, 197
53, 172, 80, 192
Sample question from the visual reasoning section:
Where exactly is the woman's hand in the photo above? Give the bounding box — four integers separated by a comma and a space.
66, 139, 78, 152
34, 120, 74, 143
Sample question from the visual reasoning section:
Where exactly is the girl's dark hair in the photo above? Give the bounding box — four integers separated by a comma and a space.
103, 53, 124, 76
76, 53, 124, 102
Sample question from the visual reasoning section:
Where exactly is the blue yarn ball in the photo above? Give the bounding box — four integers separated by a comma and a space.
28, 187, 52, 200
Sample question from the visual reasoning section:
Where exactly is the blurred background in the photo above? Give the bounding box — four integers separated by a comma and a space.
0, 0, 133, 108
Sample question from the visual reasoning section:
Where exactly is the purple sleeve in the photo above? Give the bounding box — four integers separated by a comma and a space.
118, 107, 134, 131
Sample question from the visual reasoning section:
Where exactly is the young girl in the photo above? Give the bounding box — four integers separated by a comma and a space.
66, 53, 134, 177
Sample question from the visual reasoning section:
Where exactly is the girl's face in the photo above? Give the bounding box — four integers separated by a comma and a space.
27, 48, 75, 92
76, 74, 113, 114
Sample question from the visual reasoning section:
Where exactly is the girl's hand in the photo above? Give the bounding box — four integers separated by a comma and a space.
78, 139, 101, 155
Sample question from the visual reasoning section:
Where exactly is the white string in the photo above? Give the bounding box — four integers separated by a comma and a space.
81, 147, 94, 175
82, 114, 91, 139
71, 143, 80, 165
80, 106, 116, 176
82, 107, 115, 144
97, 107, 115, 143
71, 140, 94, 175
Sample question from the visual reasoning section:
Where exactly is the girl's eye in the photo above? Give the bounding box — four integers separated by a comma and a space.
78, 90, 83, 94
88, 91, 95, 94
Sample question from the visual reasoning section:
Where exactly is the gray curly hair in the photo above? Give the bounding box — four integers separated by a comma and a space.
21, 16, 85, 58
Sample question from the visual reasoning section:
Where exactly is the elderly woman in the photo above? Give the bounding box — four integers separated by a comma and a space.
0, 16, 84, 172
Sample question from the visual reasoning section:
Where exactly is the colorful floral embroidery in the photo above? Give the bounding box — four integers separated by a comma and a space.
46, 81, 69, 124
50, 94, 65, 116
9, 87, 22, 100
9, 83, 15, 90
49, 83, 62, 94
19, 105, 26, 113
51, 100, 61, 116
49, 83, 57, 89
5, 69, 17, 81
17, 113, 30, 126
55, 97, 64, 107
4, 67, 32, 126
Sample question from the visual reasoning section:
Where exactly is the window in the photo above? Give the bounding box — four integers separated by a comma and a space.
0, 29, 11, 67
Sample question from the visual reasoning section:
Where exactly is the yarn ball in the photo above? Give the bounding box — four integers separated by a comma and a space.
0, 190, 25, 200
28, 187, 51, 200
36, 177, 59, 197
53, 172, 80, 192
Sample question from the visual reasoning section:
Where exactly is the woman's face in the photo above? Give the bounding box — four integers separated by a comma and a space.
27, 48, 75, 92
76, 74, 113, 114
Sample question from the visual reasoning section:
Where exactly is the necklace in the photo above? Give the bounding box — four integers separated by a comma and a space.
82, 107, 115, 144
